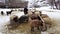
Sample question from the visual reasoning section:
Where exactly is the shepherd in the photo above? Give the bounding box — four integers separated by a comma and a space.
24, 7, 28, 15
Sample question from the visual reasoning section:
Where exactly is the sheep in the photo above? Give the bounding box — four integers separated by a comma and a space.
6, 10, 13, 15
18, 15, 29, 23
43, 17, 53, 29
8, 15, 18, 29
1, 11, 4, 15
28, 9, 53, 31
29, 12, 46, 32
41, 14, 49, 18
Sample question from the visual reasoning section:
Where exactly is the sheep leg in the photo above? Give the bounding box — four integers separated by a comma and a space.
31, 26, 34, 32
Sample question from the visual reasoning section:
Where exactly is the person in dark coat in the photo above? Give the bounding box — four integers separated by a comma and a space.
24, 7, 28, 15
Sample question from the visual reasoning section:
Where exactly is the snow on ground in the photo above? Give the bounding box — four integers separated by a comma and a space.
0, 16, 10, 25
0, 7, 60, 34
11, 11, 24, 18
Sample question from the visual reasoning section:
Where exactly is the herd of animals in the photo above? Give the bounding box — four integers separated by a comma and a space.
0, 8, 52, 33
0, 10, 13, 15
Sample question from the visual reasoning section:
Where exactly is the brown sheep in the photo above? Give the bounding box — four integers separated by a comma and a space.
29, 12, 46, 32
